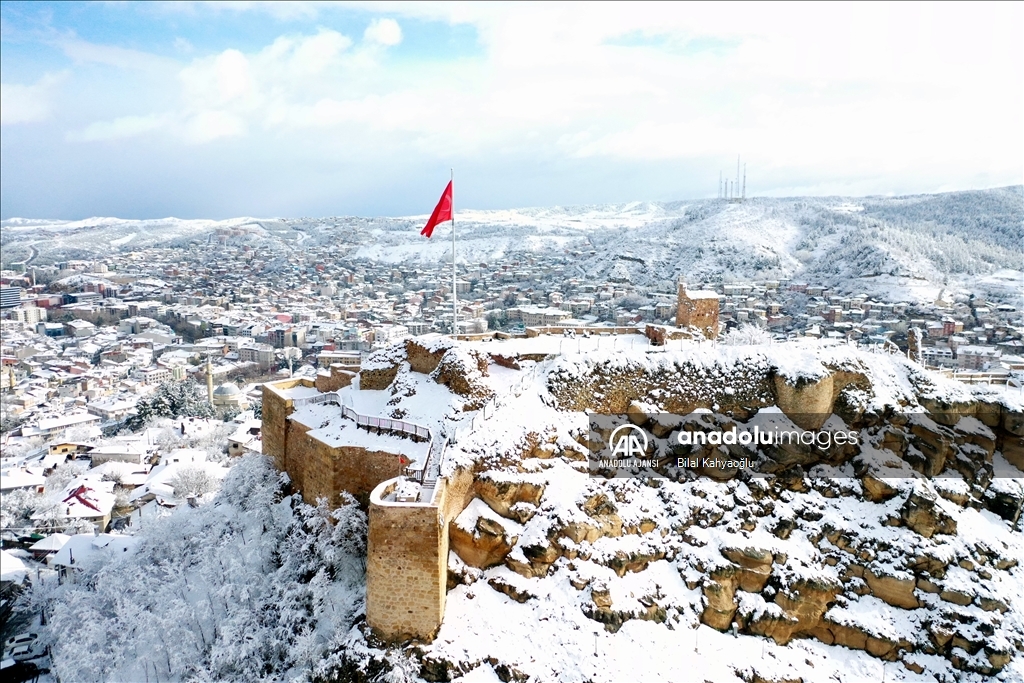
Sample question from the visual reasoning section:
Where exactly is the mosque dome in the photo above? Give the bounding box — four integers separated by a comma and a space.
213, 383, 240, 396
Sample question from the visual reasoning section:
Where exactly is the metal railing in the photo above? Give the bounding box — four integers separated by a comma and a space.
289, 359, 545, 501
293, 392, 340, 406
341, 405, 431, 440
292, 392, 431, 440
947, 371, 1011, 386
420, 436, 445, 487
293, 390, 436, 499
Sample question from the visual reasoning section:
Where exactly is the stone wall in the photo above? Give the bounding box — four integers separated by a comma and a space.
262, 378, 310, 471
406, 338, 453, 375
264, 355, 498, 644
283, 421, 407, 506
315, 365, 356, 393
367, 482, 448, 643
644, 324, 695, 345
263, 378, 409, 507
438, 466, 477, 532
359, 364, 400, 391
264, 376, 480, 643
676, 285, 720, 338
365, 467, 477, 643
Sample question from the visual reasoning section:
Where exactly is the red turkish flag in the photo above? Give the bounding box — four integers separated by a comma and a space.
420, 180, 453, 238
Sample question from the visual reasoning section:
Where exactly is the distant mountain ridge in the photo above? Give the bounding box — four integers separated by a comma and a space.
2, 186, 1021, 302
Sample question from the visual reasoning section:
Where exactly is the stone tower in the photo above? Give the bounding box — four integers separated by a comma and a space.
675, 279, 720, 339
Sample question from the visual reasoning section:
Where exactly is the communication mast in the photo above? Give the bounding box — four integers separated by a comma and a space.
736, 156, 740, 202
717, 156, 748, 202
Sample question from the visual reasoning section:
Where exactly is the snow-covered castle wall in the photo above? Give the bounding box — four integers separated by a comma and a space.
262, 350, 480, 644
366, 466, 475, 642
262, 379, 410, 506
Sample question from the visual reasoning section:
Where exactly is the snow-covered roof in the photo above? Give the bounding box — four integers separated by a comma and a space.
160, 448, 207, 465
22, 411, 101, 434
0, 467, 45, 491
88, 460, 150, 487
51, 533, 139, 568
35, 478, 117, 520
213, 383, 241, 396
29, 533, 71, 553
0, 550, 28, 581
90, 443, 148, 457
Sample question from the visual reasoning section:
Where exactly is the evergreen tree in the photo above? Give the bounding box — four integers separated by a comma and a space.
125, 380, 214, 432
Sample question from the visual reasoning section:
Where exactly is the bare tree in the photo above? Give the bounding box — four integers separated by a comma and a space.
169, 466, 216, 499
722, 323, 773, 346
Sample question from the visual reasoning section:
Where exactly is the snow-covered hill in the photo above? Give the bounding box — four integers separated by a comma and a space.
2, 187, 1021, 302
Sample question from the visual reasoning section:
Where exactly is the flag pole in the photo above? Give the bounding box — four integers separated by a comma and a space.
451, 168, 457, 338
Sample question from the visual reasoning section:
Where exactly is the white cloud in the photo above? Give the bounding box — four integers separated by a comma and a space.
183, 110, 247, 143
56, 4, 1023, 174
5, 3, 1021, 214
71, 114, 167, 142
59, 39, 174, 71
176, 29, 352, 119
288, 29, 353, 74
0, 72, 67, 126
180, 48, 257, 109
363, 18, 403, 47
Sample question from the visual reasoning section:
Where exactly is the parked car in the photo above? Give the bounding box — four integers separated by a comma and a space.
6, 644, 37, 661
3, 633, 37, 650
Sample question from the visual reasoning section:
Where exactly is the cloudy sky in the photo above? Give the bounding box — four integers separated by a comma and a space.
1, 1, 1021, 219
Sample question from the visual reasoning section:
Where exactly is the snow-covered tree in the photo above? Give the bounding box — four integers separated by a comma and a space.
0, 488, 37, 530
45, 461, 88, 492
169, 465, 216, 499
125, 380, 214, 432
722, 323, 773, 346
31, 455, 368, 683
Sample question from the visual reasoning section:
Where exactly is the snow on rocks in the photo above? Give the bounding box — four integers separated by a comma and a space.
198, 336, 1022, 681
410, 340, 1024, 680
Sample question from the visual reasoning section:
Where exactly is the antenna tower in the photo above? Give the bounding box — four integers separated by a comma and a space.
717, 156, 748, 202
736, 156, 740, 202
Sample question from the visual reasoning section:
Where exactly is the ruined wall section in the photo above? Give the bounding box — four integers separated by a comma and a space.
676, 283, 720, 339
406, 336, 454, 375
437, 466, 477, 531
547, 355, 783, 417
315, 365, 356, 393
